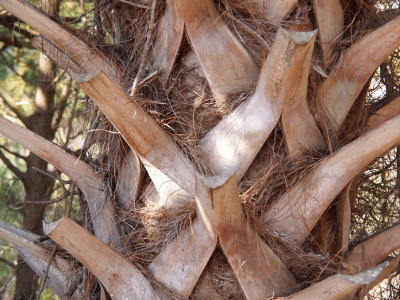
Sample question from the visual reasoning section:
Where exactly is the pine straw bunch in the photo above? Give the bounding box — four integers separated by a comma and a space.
45, 0, 400, 298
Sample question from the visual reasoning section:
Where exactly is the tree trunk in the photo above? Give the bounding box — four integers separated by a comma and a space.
12, 1, 58, 298
1, 0, 400, 299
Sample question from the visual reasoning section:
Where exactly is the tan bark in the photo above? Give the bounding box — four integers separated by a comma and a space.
117, 150, 143, 209
336, 183, 352, 256
318, 16, 400, 132
213, 174, 297, 298
32, 36, 84, 75
148, 176, 217, 297
43, 217, 159, 300
150, 174, 296, 298
283, 262, 388, 300
152, 0, 184, 82
73, 72, 196, 208
0, 221, 80, 299
175, 0, 258, 110
347, 224, 400, 270
263, 114, 400, 245
0, 118, 121, 249
280, 29, 326, 153
359, 256, 400, 298
244, 0, 297, 23
312, 0, 344, 65
199, 28, 318, 180
367, 96, 400, 130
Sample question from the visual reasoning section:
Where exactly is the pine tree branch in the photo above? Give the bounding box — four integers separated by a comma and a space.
0, 117, 122, 249
0, 257, 17, 269
0, 14, 35, 40
0, 36, 22, 51
0, 144, 27, 161
0, 85, 29, 126
0, 148, 25, 179
0, 221, 75, 299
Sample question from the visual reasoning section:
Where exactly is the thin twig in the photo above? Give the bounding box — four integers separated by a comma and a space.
36, 245, 58, 300
10, 191, 79, 210
31, 167, 72, 186
118, 0, 150, 10
0, 148, 25, 179
51, 70, 66, 87
65, 184, 76, 217
138, 70, 159, 88
0, 144, 27, 161
129, 0, 158, 96
0, 257, 17, 269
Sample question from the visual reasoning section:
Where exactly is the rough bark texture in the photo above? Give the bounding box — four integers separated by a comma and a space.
1, 0, 400, 299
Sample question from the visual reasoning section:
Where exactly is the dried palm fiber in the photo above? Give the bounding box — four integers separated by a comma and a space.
7, 0, 400, 298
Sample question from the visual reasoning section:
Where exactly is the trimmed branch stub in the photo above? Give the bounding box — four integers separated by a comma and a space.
0, 221, 80, 299
280, 29, 327, 153
244, 0, 297, 23
318, 15, 400, 132
0, 0, 119, 82
347, 223, 400, 270
148, 176, 217, 298
73, 71, 196, 208
359, 256, 400, 298
44, 217, 160, 300
175, 0, 258, 110
152, 0, 184, 83
212, 174, 297, 298
199, 28, 319, 180
263, 114, 400, 245
312, 0, 344, 65
367, 96, 400, 130
0, 117, 121, 249
284, 262, 388, 300
150, 174, 297, 299
32, 36, 85, 75
117, 150, 144, 209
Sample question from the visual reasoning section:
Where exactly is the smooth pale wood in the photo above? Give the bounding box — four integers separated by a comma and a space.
117, 150, 143, 209
0, 0, 118, 81
244, 0, 297, 23
44, 217, 160, 300
199, 29, 317, 180
175, 0, 258, 110
336, 184, 352, 256
312, 0, 344, 65
359, 256, 400, 298
318, 16, 400, 132
0, 221, 79, 299
0, 117, 121, 249
263, 114, 400, 245
280, 29, 326, 153
152, 0, 184, 82
347, 224, 400, 270
213, 174, 297, 299
73, 72, 195, 208
33, 36, 84, 75
284, 263, 388, 300
367, 96, 400, 130
148, 176, 217, 297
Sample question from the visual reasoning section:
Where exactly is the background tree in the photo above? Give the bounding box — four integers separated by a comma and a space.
0, 0, 80, 298
0, 0, 400, 299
